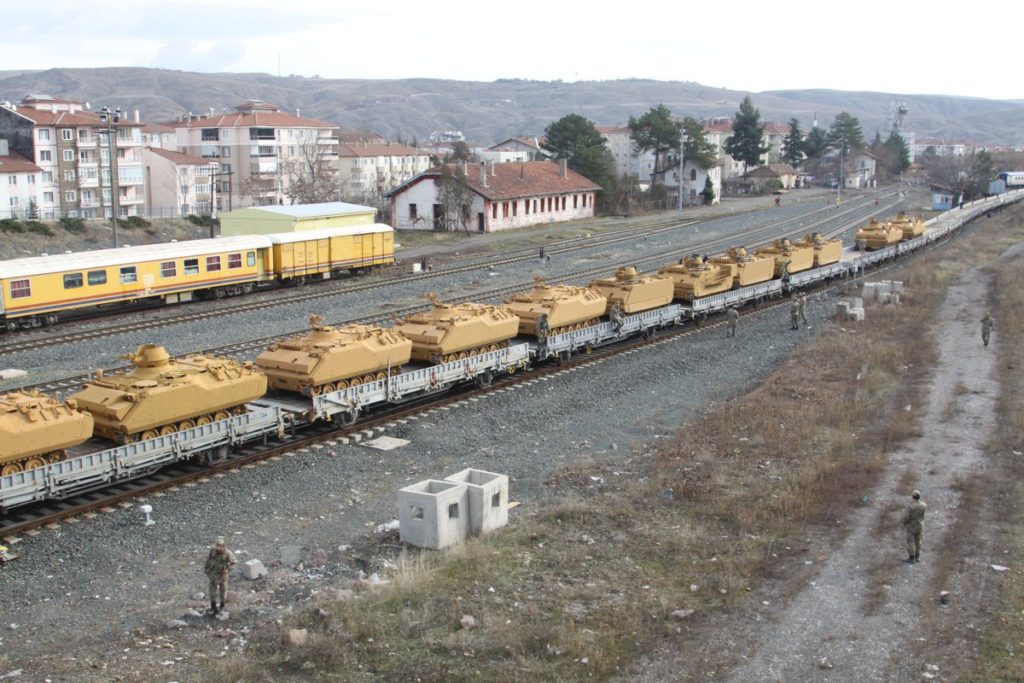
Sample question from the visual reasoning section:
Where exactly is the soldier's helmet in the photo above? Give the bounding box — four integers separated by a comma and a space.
911, 490, 921, 499
216, 537, 226, 547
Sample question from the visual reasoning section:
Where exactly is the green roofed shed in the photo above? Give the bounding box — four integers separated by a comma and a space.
219, 202, 377, 236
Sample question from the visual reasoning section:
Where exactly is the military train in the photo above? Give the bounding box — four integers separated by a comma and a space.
1, 193, 1018, 512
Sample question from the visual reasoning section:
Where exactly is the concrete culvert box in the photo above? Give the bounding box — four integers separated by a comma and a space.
444, 468, 509, 535
398, 480, 469, 549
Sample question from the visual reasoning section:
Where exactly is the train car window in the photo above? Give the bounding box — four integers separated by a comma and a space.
9, 279, 31, 299
247, 251, 256, 267
160, 261, 177, 278
206, 255, 221, 272
87, 270, 107, 286
228, 253, 242, 269
63, 273, 84, 289
120, 266, 137, 284
183, 258, 200, 275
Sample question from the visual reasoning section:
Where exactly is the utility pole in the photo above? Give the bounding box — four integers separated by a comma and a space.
677, 137, 686, 213
99, 106, 122, 247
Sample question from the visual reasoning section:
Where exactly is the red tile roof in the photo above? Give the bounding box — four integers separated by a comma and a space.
173, 102, 334, 129
336, 130, 386, 144
145, 147, 217, 166
0, 151, 43, 174
392, 161, 601, 200
6, 107, 141, 128
337, 142, 425, 157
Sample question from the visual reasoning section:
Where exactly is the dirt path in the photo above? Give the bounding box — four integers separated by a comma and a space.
718, 266, 1005, 681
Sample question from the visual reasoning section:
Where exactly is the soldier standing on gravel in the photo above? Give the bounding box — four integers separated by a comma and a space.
798, 295, 808, 325
981, 313, 994, 347
726, 307, 739, 337
204, 537, 236, 614
790, 299, 800, 331
902, 490, 927, 563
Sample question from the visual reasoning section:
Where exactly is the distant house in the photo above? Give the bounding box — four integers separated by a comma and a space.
143, 147, 218, 217
741, 165, 783, 193
335, 140, 431, 204
388, 160, 600, 232
0, 139, 43, 220
930, 183, 957, 211
768, 164, 799, 189
848, 150, 877, 188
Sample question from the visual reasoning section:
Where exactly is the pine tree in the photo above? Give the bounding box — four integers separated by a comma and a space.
724, 96, 770, 174
781, 118, 805, 168
628, 104, 682, 186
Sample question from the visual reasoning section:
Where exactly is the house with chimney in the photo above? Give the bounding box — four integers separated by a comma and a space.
387, 160, 600, 232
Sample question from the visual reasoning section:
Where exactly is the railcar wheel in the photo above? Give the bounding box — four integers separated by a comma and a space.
339, 410, 358, 427
475, 370, 493, 388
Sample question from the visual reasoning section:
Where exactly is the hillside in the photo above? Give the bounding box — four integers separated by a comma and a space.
2, 67, 1023, 146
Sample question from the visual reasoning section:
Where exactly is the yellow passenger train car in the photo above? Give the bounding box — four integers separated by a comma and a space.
0, 224, 396, 331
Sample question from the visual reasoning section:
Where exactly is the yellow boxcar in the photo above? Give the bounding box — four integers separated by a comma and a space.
266, 224, 395, 282
0, 235, 271, 330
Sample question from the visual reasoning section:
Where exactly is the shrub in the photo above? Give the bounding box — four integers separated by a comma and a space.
0, 218, 24, 233
23, 220, 54, 236
187, 214, 211, 227
117, 216, 151, 229
59, 216, 86, 234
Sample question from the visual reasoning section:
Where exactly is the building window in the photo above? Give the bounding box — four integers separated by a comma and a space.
64, 170, 75, 182
492, 203, 497, 219
512, 201, 517, 217
183, 258, 200, 275
42, 171, 53, 184
206, 255, 221, 272
87, 270, 107, 286
249, 127, 275, 141
10, 279, 31, 299
525, 199, 530, 215
62, 149, 74, 162
43, 192, 54, 203
160, 261, 177, 278
39, 150, 52, 162
7, 176, 14, 186
9, 197, 17, 208
64, 191, 76, 202
120, 266, 137, 284
61, 129, 73, 141
63, 273, 84, 289
409, 203, 417, 220
38, 129, 50, 142
228, 253, 242, 269
448, 502, 459, 519
561, 196, 566, 210
502, 201, 509, 218
201, 128, 219, 141
573, 194, 578, 209
221, 147, 230, 158
691, 169, 697, 181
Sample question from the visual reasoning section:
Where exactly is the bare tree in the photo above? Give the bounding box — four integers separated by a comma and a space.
284, 129, 338, 205
434, 165, 474, 232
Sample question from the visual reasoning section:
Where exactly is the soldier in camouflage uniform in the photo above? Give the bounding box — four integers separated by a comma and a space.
726, 307, 739, 337
981, 313, 994, 347
797, 295, 808, 325
902, 490, 927, 563
790, 299, 800, 330
204, 537, 237, 614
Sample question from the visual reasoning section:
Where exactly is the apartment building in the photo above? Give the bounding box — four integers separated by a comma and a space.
335, 140, 431, 203
172, 101, 336, 210
0, 94, 146, 220
143, 147, 218, 217
0, 139, 43, 219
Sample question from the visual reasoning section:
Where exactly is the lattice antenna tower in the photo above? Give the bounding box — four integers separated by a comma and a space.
890, 99, 908, 136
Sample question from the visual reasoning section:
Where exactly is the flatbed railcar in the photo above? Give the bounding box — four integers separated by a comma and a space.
0, 224, 396, 331
1, 191, 1021, 512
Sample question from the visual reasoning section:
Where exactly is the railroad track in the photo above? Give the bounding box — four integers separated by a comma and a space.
0, 192, 887, 356
9, 195, 900, 398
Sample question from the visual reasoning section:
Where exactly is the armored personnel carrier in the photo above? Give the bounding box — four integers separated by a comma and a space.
70, 344, 267, 443
658, 255, 734, 301
589, 266, 674, 314
755, 239, 815, 277
855, 218, 903, 250
709, 247, 775, 287
256, 315, 412, 396
505, 278, 607, 337
889, 212, 926, 240
795, 232, 843, 267
394, 295, 520, 363
0, 391, 94, 474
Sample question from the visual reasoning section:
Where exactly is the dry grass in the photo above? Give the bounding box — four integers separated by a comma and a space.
206, 205, 1024, 682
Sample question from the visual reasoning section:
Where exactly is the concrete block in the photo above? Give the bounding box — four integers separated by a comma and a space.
444, 468, 509, 536
890, 281, 905, 294
891, 294, 900, 306
280, 546, 302, 566
242, 559, 267, 580
0, 369, 27, 381
851, 296, 863, 309
399, 480, 469, 549
364, 436, 410, 451
877, 292, 892, 305
848, 307, 865, 322
835, 302, 850, 318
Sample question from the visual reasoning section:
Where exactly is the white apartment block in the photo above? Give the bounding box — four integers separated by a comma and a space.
173, 101, 337, 210
0, 95, 146, 220
0, 139, 43, 220
143, 147, 218, 218
336, 140, 431, 204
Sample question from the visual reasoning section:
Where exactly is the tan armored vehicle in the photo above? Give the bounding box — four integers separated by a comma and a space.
795, 232, 843, 267
755, 238, 815, 277
0, 391, 94, 474
709, 247, 775, 287
589, 266, 674, 314
256, 315, 412, 396
658, 255, 734, 301
855, 218, 903, 250
505, 278, 607, 337
394, 295, 520, 363
889, 212, 926, 239
70, 344, 267, 443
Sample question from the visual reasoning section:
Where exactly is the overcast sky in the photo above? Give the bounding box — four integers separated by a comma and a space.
6, 0, 1020, 101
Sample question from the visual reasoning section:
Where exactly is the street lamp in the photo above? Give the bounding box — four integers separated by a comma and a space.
98, 106, 122, 247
